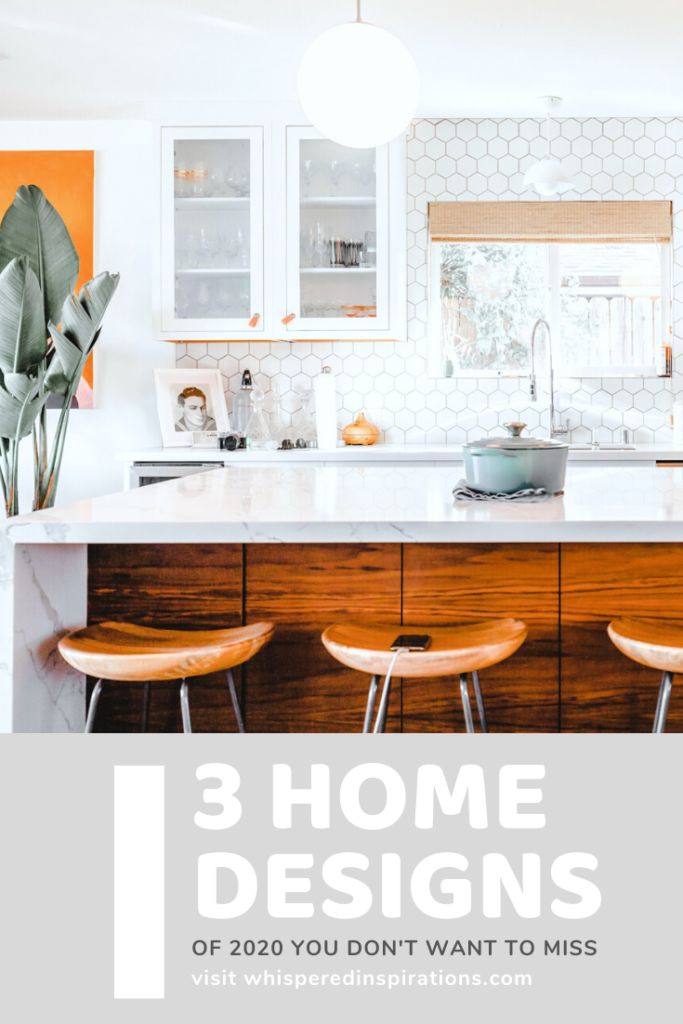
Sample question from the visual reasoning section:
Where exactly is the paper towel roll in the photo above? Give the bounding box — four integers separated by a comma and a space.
314, 367, 338, 450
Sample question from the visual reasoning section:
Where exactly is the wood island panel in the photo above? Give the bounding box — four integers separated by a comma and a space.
402, 544, 560, 733
87, 544, 244, 733
85, 540, 683, 734
561, 543, 683, 732
244, 543, 402, 732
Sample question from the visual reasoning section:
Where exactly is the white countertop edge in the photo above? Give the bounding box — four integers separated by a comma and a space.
3, 518, 678, 546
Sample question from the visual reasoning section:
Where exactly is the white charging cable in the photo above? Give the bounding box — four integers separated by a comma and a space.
373, 648, 406, 734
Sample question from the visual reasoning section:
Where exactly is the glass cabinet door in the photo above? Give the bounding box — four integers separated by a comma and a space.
161, 127, 264, 335
286, 126, 389, 334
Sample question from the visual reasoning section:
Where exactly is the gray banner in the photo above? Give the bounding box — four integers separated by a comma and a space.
0, 735, 680, 1022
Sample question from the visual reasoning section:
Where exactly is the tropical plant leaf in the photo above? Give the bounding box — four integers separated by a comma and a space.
78, 272, 120, 334
0, 185, 79, 328
0, 256, 47, 374
2, 372, 40, 402
47, 322, 84, 379
0, 384, 49, 440
60, 272, 120, 353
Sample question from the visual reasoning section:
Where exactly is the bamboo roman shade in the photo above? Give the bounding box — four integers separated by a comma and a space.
428, 201, 672, 244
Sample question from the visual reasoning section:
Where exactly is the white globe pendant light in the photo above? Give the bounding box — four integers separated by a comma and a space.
523, 97, 574, 197
297, 0, 420, 149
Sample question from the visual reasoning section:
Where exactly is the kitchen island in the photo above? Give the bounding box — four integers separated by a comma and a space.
3, 463, 683, 734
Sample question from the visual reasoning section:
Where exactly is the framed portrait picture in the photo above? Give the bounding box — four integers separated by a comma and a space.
154, 369, 229, 447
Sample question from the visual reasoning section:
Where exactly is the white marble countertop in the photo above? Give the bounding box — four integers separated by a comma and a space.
6, 463, 683, 545
115, 442, 683, 464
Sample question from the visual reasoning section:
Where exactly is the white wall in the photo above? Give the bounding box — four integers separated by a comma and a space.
1, 120, 173, 513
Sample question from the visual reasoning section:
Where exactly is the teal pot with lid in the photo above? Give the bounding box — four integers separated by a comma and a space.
463, 436, 569, 494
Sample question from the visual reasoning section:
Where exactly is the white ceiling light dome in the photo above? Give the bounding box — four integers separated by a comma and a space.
297, 2, 420, 149
523, 96, 574, 197
524, 156, 574, 197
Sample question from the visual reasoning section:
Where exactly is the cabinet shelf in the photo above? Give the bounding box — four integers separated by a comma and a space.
175, 268, 250, 276
300, 267, 376, 275
174, 197, 250, 211
300, 196, 376, 209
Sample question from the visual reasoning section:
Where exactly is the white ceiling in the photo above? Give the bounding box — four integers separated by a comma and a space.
1, 0, 683, 120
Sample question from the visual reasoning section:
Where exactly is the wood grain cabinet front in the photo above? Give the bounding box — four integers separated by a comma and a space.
86, 541, 683, 733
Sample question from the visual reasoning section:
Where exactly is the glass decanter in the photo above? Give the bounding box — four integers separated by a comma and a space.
291, 390, 317, 446
246, 387, 278, 451
270, 384, 290, 447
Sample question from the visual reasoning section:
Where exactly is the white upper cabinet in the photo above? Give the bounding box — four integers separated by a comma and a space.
157, 120, 405, 342
160, 126, 266, 338
283, 126, 390, 337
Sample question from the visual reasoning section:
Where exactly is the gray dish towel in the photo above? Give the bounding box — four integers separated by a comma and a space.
453, 479, 562, 503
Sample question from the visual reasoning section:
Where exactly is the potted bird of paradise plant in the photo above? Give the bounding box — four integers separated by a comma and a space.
0, 185, 119, 516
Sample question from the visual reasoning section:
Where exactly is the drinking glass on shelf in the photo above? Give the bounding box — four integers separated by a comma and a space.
210, 167, 228, 196
179, 228, 200, 269
235, 226, 249, 268
300, 226, 315, 268
301, 158, 317, 197
174, 164, 189, 198
349, 160, 374, 195
224, 229, 239, 267
328, 159, 345, 193
200, 227, 222, 268
363, 230, 377, 266
216, 283, 232, 315
227, 167, 250, 197
175, 281, 190, 318
196, 281, 212, 316
192, 161, 211, 197
312, 222, 330, 268
238, 281, 250, 315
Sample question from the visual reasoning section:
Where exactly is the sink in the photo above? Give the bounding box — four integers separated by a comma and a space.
569, 444, 636, 451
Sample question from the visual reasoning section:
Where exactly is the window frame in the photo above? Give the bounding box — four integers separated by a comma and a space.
428, 238, 672, 379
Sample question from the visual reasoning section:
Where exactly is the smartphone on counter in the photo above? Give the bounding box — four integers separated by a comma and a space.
390, 634, 432, 651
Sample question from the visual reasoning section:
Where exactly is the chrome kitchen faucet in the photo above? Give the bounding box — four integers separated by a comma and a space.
529, 318, 569, 440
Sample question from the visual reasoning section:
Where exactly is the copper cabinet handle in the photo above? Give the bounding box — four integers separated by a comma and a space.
248, 313, 260, 327
281, 313, 296, 325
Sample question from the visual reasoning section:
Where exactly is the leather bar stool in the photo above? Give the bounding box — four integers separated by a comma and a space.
321, 619, 528, 733
58, 621, 274, 733
608, 617, 683, 733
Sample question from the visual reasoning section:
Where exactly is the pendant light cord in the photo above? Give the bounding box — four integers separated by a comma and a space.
546, 111, 551, 158
356, 0, 362, 21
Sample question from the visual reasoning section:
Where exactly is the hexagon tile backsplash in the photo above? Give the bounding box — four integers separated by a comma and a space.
177, 117, 682, 444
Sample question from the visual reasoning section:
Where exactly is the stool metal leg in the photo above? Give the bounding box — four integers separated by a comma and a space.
471, 670, 488, 733
374, 677, 392, 734
141, 681, 151, 733
85, 679, 103, 734
459, 673, 475, 734
227, 668, 246, 734
653, 671, 673, 734
180, 679, 192, 734
363, 675, 380, 733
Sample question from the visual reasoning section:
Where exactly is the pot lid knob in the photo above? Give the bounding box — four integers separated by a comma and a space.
503, 421, 527, 437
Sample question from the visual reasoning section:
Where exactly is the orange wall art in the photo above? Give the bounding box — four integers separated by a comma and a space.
0, 150, 95, 408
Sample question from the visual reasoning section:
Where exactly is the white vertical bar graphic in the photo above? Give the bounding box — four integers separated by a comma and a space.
114, 766, 165, 999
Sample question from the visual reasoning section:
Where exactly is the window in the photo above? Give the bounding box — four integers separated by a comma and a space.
428, 201, 672, 378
